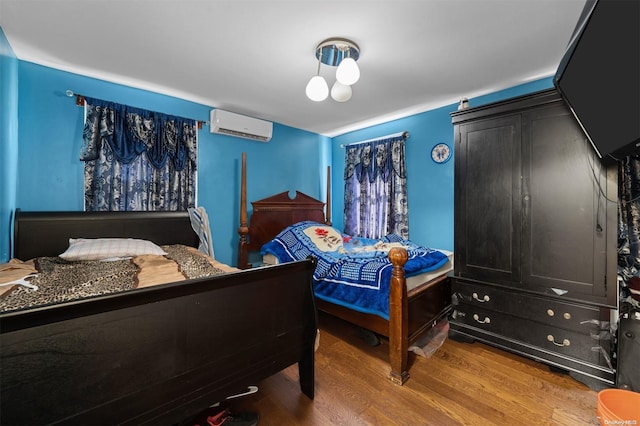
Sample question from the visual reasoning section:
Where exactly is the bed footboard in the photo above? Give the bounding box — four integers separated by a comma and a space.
0, 259, 317, 426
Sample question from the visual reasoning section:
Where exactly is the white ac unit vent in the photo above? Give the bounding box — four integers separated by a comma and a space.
209, 109, 273, 142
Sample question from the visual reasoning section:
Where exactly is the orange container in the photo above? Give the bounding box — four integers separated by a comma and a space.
597, 389, 640, 425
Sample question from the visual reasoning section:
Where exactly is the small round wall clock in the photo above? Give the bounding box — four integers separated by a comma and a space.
431, 143, 451, 164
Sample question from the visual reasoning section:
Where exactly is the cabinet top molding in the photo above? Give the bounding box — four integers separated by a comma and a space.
450, 89, 563, 125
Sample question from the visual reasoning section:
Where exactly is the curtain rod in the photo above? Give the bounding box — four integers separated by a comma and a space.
65, 90, 209, 129
340, 131, 409, 148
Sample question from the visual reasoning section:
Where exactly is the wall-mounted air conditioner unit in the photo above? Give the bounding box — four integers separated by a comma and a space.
209, 109, 273, 142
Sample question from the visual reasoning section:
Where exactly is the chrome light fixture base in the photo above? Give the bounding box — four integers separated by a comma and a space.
315, 38, 360, 66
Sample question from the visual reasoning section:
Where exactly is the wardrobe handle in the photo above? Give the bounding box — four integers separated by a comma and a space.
473, 313, 491, 324
472, 292, 490, 303
547, 335, 570, 347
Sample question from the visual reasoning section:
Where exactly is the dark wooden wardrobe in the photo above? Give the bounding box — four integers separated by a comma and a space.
449, 89, 618, 390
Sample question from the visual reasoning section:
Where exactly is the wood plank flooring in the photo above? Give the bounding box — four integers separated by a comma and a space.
230, 312, 601, 425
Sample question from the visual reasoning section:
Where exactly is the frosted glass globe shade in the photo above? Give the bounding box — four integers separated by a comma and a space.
306, 75, 329, 101
331, 81, 352, 102
336, 57, 360, 85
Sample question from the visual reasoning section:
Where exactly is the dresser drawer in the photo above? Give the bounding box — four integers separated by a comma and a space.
450, 305, 613, 370
452, 279, 609, 335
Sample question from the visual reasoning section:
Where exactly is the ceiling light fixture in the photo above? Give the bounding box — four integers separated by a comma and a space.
305, 38, 360, 102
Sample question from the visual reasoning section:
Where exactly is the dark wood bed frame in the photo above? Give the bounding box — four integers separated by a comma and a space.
236, 153, 451, 385
1, 209, 317, 426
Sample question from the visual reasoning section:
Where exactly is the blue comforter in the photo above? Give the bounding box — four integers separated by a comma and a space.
261, 221, 449, 320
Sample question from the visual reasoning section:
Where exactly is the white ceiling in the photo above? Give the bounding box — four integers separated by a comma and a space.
0, 0, 587, 137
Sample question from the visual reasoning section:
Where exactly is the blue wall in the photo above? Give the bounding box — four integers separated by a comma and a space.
12, 61, 329, 266
0, 28, 18, 261
331, 78, 554, 251
1, 28, 554, 265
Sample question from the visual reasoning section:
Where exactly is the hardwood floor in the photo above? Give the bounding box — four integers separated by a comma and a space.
230, 312, 601, 425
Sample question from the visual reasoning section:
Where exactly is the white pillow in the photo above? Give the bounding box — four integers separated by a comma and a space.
59, 238, 167, 261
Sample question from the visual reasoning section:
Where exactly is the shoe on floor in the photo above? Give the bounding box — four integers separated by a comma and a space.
206, 408, 259, 426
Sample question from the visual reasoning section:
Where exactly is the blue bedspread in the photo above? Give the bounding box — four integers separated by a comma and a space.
261, 221, 449, 320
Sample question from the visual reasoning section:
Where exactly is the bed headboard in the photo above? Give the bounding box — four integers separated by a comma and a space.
248, 190, 326, 249
237, 153, 331, 269
14, 209, 199, 260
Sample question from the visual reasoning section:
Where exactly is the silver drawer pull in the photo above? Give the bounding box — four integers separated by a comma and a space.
473, 313, 491, 324
547, 335, 570, 347
563, 312, 571, 320
472, 292, 490, 302
547, 309, 554, 317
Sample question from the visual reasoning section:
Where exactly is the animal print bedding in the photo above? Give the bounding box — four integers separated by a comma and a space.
0, 245, 236, 313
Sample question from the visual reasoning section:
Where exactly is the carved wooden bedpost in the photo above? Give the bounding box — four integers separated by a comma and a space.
237, 152, 250, 269
388, 247, 409, 385
325, 165, 332, 226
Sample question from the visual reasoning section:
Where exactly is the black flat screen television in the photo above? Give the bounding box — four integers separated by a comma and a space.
553, 0, 639, 162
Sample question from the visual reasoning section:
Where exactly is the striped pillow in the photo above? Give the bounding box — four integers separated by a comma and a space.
59, 238, 167, 261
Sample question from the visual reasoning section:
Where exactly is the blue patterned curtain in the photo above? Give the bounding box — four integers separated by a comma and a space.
80, 98, 197, 211
343, 134, 408, 239
618, 154, 640, 302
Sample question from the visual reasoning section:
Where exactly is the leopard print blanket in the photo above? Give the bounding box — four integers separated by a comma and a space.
0, 245, 226, 314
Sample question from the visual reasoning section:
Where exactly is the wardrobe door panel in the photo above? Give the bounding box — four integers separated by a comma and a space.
455, 115, 521, 285
521, 104, 615, 305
